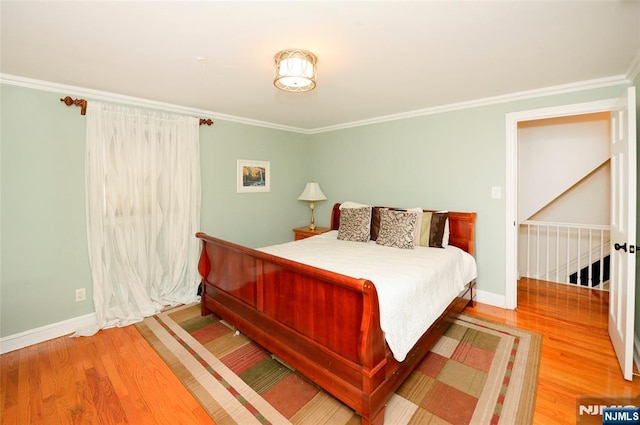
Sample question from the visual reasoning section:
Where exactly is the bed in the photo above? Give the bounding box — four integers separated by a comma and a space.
196, 203, 477, 424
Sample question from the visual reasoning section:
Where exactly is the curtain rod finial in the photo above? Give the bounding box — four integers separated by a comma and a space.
60, 96, 87, 115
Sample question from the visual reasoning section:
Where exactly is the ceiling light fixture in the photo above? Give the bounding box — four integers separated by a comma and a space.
273, 49, 317, 92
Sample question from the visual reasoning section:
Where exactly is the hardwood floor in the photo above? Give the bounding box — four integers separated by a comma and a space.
0, 323, 215, 425
1, 278, 638, 424
465, 277, 640, 425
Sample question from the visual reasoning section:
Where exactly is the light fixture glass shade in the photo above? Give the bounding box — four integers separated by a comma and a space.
298, 182, 327, 201
274, 49, 317, 92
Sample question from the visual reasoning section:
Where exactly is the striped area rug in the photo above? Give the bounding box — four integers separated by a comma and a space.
135, 303, 541, 425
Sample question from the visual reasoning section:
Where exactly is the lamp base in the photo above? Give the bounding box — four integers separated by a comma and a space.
308, 201, 316, 231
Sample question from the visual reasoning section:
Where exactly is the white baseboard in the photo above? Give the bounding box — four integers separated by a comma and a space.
0, 313, 97, 354
475, 289, 507, 309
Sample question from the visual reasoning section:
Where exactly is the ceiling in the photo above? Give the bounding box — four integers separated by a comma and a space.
1, 1, 639, 132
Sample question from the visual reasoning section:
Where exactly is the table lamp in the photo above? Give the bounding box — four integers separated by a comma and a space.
298, 182, 327, 230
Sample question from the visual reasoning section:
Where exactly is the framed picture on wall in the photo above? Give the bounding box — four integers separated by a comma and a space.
237, 159, 270, 193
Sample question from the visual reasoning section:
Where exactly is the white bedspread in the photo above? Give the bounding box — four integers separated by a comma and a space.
258, 230, 477, 361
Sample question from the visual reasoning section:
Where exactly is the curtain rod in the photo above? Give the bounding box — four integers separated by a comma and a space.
59, 96, 214, 126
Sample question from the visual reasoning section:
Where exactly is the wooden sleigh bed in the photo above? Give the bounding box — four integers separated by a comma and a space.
196, 203, 476, 424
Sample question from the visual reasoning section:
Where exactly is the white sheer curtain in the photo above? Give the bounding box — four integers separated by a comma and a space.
77, 101, 201, 336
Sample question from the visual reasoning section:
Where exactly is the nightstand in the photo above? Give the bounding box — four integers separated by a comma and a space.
293, 226, 331, 241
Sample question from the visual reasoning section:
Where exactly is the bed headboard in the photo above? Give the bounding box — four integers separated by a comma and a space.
330, 203, 476, 256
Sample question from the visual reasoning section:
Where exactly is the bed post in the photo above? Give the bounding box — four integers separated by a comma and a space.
358, 279, 388, 425
331, 203, 341, 230
363, 408, 386, 425
197, 235, 212, 316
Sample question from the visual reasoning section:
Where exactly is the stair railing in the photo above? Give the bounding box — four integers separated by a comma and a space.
519, 220, 610, 289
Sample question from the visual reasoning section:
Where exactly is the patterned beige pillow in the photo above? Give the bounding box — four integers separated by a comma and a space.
376, 208, 417, 249
337, 207, 372, 242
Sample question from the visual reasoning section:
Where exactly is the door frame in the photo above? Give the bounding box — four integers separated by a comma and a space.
504, 98, 619, 309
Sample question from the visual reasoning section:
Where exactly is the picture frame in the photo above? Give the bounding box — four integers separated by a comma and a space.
237, 159, 270, 193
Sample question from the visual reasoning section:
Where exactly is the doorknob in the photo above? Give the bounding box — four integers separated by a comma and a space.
614, 242, 628, 252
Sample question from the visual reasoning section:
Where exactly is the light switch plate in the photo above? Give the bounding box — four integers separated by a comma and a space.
491, 186, 502, 199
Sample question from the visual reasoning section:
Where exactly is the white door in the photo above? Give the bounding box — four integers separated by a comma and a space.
609, 86, 637, 381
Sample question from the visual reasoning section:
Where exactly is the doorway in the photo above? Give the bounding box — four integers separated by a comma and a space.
505, 89, 637, 380
504, 98, 619, 309
516, 112, 611, 290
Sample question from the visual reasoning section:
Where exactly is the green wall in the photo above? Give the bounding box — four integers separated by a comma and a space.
1, 85, 90, 335
0, 84, 310, 337
198, 120, 311, 248
308, 84, 631, 298
1, 79, 636, 341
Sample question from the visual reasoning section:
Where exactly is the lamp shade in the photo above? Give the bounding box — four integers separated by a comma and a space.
298, 182, 326, 201
274, 49, 317, 92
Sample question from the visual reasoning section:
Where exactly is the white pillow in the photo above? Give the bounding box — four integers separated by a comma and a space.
443, 218, 449, 246
340, 201, 372, 210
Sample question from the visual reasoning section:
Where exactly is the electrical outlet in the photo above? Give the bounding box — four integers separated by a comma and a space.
75, 288, 86, 302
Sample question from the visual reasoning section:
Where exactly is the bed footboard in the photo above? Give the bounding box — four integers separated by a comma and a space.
196, 233, 390, 423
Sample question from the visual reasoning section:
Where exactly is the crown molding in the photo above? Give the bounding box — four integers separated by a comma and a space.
626, 50, 640, 82
0, 74, 310, 134
308, 75, 630, 134
1, 73, 630, 136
